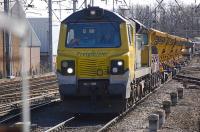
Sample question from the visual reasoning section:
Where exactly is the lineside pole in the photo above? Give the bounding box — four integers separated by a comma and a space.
85, 0, 87, 8
113, 0, 114, 11
73, 0, 77, 13
4, 0, 11, 77
48, 0, 53, 71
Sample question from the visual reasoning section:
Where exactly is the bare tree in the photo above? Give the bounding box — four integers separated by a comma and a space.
117, 2, 200, 39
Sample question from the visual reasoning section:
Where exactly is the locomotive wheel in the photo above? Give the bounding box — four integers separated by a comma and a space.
156, 75, 159, 87
157, 78, 161, 87
144, 80, 150, 95
148, 79, 151, 93
141, 85, 145, 97
152, 76, 155, 89
161, 73, 165, 84
136, 85, 142, 100
122, 99, 129, 112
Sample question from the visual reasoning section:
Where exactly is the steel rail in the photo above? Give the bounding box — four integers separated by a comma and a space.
175, 74, 200, 82
0, 84, 58, 97
0, 79, 58, 94
0, 74, 56, 85
44, 117, 76, 132
173, 77, 200, 86
0, 76, 56, 94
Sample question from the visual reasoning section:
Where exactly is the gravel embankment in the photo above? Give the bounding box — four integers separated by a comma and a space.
160, 87, 200, 132
108, 56, 200, 132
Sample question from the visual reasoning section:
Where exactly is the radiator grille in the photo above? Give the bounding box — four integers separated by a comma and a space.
78, 58, 108, 78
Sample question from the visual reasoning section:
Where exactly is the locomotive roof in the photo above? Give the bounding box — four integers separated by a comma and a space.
62, 7, 128, 24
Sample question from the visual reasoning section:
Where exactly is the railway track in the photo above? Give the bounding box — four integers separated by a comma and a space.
0, 92, 59, 116
44, 117, 76, 132
0, 74, 57, 96
44, 114, 114, 132
0, 73, 59, 116
174, 74, 200, 86
0, 98, 60, 125
43, 79, 171, 132
176, 74, 200, 81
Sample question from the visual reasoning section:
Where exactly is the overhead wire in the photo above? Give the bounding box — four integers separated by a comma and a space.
77, 0, 85, 10
144, 0, 164, 22
122, 0, 129, 8
194, 0, 200, 12
174, 0, 184, 10
156, 0, 165, 12
42, 0, 61, 22
173, 0, 189, 20
25, 0, 34, 11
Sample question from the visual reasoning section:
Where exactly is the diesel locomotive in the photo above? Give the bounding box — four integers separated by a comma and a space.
56, 7, 193, 113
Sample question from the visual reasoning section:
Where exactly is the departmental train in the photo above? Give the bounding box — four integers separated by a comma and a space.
56, 7, 195, 113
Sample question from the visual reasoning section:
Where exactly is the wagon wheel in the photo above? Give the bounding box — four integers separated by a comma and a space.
151, 76, 155, 89
122, 99, 129, 112
129, 86, 136, 106
157, 75, 161, 87
144, 81, 149, 95
136, 85, 142, 101
147, 79, 151, 93
140, 84, 145, 98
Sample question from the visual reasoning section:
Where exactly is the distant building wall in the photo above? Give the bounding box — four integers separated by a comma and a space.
0, 31, 22, 77
0, 32, 41, 77
0, 2, 41, 78
0, 31, 4, 77
28, 18, 50, 69
30, 47, 40, 74
11, 34, 21, 76
53, 55, 57, 72
28, 18, 49, 53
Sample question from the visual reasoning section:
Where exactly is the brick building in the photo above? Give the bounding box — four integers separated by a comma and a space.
0, 2, 41, 78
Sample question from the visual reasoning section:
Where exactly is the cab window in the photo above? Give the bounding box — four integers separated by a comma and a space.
66, 22, 121, 48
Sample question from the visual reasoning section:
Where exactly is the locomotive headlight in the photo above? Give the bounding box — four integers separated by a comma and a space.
61, 60, 75, 75
112, 67, 118, 73
110, 60, 124, 75
67, 68, 73, 74
62, 61, 68, 68
117, 61, 123, 66
90, 10, 96, 15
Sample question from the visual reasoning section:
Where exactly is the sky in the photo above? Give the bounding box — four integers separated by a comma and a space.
23, 0, 200, 55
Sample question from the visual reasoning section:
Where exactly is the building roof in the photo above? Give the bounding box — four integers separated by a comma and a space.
28, 18, 49, 53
